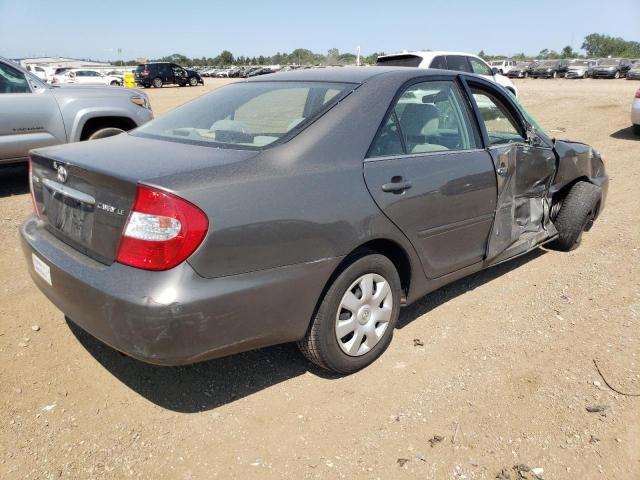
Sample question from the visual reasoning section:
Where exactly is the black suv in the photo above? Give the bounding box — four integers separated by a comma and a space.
135, 63, 203, 88
591, 58, 632, 79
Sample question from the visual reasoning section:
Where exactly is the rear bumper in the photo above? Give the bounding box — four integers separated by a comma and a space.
631, 101, 640, 125
21, 216, 340, 365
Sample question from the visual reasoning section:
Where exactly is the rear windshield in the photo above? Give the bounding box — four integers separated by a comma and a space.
135, 65, 148, 72
598, 59, 619, 66
376, 55, 422, 67
133, 81, 355, 150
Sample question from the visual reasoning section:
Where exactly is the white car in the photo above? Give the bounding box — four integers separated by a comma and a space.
376, 51, 519, 97
632, 88, 640, 135
489, 60, 516, 75
24, 64, 49, 82
51, 69, 122, 86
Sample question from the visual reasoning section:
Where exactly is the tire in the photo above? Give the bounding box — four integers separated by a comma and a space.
86, 127, 126, 141
552, 71, 557, 79
189, 76, 198, 86
549, 181, 601, 252
152, 77, 163, 88
110, 80, 120, 86
633, 124, 640, 136
614, 71, 620, 79
524, 72, 529, 78
297, 251, 401, 374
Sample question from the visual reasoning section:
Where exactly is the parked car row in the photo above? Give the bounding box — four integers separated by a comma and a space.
505, 58, 640, 79
51, 68, 123, 86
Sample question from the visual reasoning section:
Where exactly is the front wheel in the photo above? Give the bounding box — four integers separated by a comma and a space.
189, 76, 198, 86
152, 77, 163, 88
549, 181, 601, 251
297, 252, 401, 374
614, 71, 620, 79
110, 80, 120, 86
552, 71, 557, 79
633, 124, 640, 136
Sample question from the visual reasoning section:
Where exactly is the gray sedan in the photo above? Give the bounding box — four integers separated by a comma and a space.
21, 67, 608, 373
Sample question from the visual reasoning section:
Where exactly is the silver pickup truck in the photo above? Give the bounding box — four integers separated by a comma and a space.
0, 57, 153, 165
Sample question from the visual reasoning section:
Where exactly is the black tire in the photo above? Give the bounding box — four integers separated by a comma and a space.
189, 76, 198, 86
549, 182, 601, 252
110, 80, 120, 86
297, 251, 401, 374
152, 77, 163, 88
86, 127, 126, 141
142, 83, 151, 88
633, 124, 640, 136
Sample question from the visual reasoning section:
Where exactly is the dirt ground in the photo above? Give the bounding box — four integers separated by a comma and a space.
1, 77, 639, 480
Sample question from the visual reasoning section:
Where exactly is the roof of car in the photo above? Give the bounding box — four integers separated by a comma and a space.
378, 51, 483, 61
246, 66, 455, 84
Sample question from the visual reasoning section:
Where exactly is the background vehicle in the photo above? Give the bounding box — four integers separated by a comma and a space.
22, 67, 607, 373
489, 59, 516, 75
592, 58, 632, 78
0, 56, 152, 165
565, 59, 596, 78
24, 64, 49, 81
376, 51, 518, 96
506, 61, 534, 78
52, 68, 122, 86
135, 62, 203, 88
627, 63, 640, 80
632, 88, 640, 134
530, 59, 570, 78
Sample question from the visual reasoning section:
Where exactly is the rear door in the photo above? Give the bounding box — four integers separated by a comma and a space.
364, 77, 497, 278
463, 78, 557, 264
0, 62, 66, 164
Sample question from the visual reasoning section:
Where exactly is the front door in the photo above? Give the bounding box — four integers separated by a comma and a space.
0, 62, 66, 163
466, 81, 557, 264
364, 78, 497, 278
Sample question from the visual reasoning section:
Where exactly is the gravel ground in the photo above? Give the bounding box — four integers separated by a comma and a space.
1, 77, 639, 479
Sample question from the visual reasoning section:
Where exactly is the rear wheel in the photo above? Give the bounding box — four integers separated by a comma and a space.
86, 127, 125, 141
152, 77, 163, 88
633, 124, 640, 136
189, 76, 198, 86
614, 71, 620, 79
549, 181, 601, 251
297, 252, 401, 374
110, 80, 120, 86
552, 71, 557, 79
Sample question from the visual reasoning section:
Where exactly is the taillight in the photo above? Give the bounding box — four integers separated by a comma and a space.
635, 89, 640, 99
28, 156, 40, 216
142, 70, 150, 76
116, 185, 208, 271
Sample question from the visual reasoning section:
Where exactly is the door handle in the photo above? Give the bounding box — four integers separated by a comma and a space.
382, 179, 412, 193
496, 166, 508, 177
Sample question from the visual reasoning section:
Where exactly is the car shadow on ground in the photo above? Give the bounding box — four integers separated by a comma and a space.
610, 126, 639, 140
0, 165, 29, 197
68, 248, 547, 413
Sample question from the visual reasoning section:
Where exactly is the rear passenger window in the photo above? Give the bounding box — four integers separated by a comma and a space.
445, 56, 472, 72
368, 81, 478, 157
430, 56, 447, 69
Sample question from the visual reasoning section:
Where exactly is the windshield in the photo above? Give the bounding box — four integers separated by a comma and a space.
570, 60, 589, 66
376, 55, 422, 67
133, 81, 355, 149
540, 60, 558, 66
599, 59, 619, 66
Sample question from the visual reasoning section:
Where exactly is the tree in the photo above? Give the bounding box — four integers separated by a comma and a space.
327, 48, 340, 65
477, 50, 486, 59
561, 45, 576, 58
582, 33, 640, 58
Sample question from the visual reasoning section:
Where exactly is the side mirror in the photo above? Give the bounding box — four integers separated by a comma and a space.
526, 128, 542, 147
491, 67, 500, 75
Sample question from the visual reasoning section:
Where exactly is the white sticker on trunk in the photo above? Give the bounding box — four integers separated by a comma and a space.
32, 254, 52, 286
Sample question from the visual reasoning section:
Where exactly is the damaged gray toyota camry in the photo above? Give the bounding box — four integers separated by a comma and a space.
21, 67, 608, 374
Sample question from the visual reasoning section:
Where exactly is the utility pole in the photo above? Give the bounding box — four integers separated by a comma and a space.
356, 45, 361, 66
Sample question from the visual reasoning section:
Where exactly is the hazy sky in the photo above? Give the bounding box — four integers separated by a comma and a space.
1, 0, 638, 60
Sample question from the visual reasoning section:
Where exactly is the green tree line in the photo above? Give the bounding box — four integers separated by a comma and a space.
110, 33, 639, 67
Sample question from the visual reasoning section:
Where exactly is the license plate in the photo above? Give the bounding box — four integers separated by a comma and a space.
32, 254, 52, 286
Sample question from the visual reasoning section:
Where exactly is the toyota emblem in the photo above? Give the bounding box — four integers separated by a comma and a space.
56, 165, 68, 183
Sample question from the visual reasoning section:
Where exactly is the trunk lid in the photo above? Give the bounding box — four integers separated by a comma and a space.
30, 134, 259, 264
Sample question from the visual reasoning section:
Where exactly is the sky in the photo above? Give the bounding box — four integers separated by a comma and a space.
1, 0, 639, 61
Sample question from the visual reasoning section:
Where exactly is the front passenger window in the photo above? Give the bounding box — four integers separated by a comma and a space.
471, 88, 524, 145
469, 58, 492, 76
0, 63, 30, 94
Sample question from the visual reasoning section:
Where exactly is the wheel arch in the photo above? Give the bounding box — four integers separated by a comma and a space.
79, 116, 137, 141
